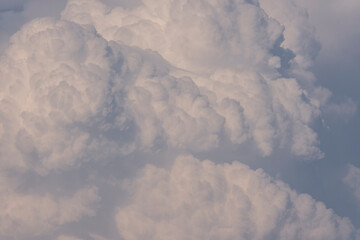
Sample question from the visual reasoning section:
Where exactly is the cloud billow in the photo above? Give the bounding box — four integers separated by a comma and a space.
1, 0, 327, 174
117, 155, 357, 240
0, 0, 358, 239
61, 0, 330, 159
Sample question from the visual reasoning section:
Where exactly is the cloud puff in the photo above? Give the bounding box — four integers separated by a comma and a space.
0, 0, 330, 177
0, 17, 133, 173
198, 70, 324, 158
117, 155, 357, 240
60, 0, 333, 159
62, 0, 285, 73
0, 0, 359, 239
259, 0, 320, 70
0, 173, 99, 238
0, 0, 67, 53
0, 16, 226, 173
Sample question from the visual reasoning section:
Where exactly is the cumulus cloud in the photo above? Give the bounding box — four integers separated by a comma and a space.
294, 0, 360, 61
0, 173, 99, 238
117, 155, 357, 240
0, 17, 132, 173
0, 0, 359, 238
60, 0, 331, 158
0, 15, 226, 172
61, 0, 284, 77
0, 0, 332, 177
0, 0, 67, 52
259, 0, 320, 71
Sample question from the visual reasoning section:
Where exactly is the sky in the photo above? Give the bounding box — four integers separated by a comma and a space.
0, 0, 359, 239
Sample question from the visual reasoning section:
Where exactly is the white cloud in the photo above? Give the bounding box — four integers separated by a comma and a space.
0, 0, 359, 238
60, 0, 332, 159
61, 0, 284, 74
0, 173, 99, 238
259, 0, 320, 70
117, 155, 357, 240
0, 0, 332, 176
0, 17, 135, 173
0, 0, 67, 52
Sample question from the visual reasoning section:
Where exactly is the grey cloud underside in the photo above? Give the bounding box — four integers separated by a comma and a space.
0, 0, 359, 239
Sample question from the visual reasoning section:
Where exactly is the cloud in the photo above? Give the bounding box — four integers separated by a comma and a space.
61, 0, 286, 73
0, 0, 359, 238
0, 0, 332, 177
0, 15, 226, 173
344, 164, 360, 202
0, 173, 99, 238
57, 233, 109, 240
293, 0, 360, 61
259, 0, 320, 70
57, 236, 83, 240
292, 0, 360, 105
0, 0, 67, 52
60, 0, 331, 159
0, 17, 131, 173
117, 155, 357, 240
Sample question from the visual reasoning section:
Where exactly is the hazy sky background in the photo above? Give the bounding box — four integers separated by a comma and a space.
0, 0, 359, 239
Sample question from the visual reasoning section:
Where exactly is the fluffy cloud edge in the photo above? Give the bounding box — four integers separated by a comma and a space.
116, 155, 358, 240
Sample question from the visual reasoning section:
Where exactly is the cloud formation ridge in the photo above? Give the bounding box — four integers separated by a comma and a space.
0, 0, 358, 239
